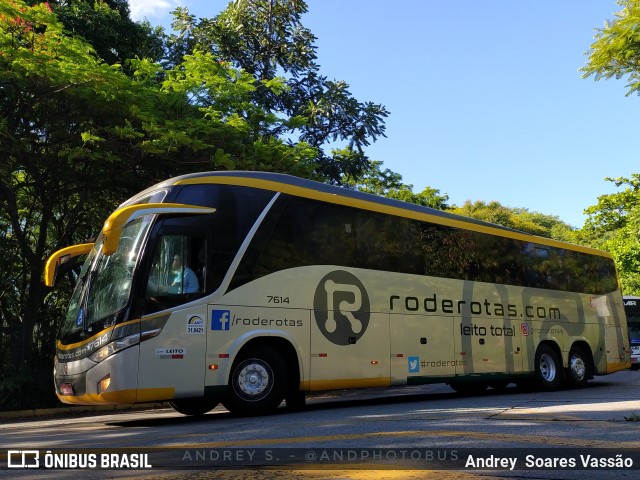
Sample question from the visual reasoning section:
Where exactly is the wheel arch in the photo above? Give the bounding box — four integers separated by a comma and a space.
537, 339, 562, 362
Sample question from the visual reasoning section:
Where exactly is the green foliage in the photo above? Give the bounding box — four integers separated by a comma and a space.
1, 0, 143, 410
208, 0, 317, 80
51, 0, 165, 66
131, 50, 319, 176
0, 0, 323, 410
168, 0, 389, 183
344, 160, 450, 209
578, 175, 640, 295
580, 2, 640, 294
581, 0, 640, 96
583, 175, 640, 232
450, 201, 575, 240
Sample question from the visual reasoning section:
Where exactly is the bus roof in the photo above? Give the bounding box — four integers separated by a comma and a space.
129, 171, 610, 258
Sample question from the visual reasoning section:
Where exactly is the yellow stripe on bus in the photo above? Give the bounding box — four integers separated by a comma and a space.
607, 361, 632, 373
57, 388, 175, 405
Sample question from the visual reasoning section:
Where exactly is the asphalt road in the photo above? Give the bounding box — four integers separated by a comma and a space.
1, 369, 639, 479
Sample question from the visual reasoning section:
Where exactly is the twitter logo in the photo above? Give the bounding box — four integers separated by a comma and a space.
408, 356, 420, 373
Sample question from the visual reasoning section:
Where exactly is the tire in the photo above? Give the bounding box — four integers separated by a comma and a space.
449, 381, 488, 395
222, 345, 288, 416
534, 344, 563, 391
567, 345, 592, 388
169, 397, 219, 416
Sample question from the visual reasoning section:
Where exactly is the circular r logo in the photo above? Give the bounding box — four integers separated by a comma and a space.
313, 270, 370, 345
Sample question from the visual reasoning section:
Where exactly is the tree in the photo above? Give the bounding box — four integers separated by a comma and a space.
580, 0, 640, 96
0, 0, 385, 411
450, 201, 575, 239
1, 0, 136, 408
50, 0, 165, 66
168, 0, 389, 183
0, 0, 318, 409
580, 0, 640, 294
344, 160, 450, 209
577, 176, 640, 295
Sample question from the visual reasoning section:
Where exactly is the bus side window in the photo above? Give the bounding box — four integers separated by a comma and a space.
145, 235, 206, 300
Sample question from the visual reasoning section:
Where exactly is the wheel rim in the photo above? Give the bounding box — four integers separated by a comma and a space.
539, 353, 557, 382
234, 359, 273, 400
570, 354, 586, 382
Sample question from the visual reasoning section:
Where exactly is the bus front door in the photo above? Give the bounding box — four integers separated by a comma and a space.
137, 305, 208, 402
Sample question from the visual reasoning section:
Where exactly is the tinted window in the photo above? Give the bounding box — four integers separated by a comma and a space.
170, 184, 274, 292
354, 211, 423, 275
251, 197, 357, 273
231, 195, 618, 295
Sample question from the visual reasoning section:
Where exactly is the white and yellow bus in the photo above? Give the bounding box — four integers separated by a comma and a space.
45, 171, 631, 416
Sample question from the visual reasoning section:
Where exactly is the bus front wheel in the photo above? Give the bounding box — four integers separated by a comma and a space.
222, 345, 288, 416
534, 344, 563, 390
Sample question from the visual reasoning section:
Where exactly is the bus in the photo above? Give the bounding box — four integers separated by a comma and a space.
44, 171, 631, 416
623, 296, 640, 370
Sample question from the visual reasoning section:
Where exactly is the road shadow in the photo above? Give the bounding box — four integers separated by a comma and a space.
105, 379, 622, 428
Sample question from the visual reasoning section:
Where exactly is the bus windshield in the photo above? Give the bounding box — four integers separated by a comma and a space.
60, 215, 154, 339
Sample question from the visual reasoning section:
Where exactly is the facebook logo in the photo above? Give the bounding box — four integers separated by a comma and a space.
211, 310, 231, 331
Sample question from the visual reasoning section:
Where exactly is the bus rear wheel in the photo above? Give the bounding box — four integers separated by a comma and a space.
535, 344, 563, 390
567, 345, 591, 388
169, 397, 219, 416
222, 345, 288, 416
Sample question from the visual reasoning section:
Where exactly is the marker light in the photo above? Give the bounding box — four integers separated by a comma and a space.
97, 375, 111, 395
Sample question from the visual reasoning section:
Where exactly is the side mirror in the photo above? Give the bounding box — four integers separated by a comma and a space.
43, 243, 94, 287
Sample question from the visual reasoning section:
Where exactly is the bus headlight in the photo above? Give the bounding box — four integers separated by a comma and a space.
89, 333, 140, 363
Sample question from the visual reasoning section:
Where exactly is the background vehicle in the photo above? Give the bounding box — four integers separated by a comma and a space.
623, 296, 640, 370
44, 171, 631, 416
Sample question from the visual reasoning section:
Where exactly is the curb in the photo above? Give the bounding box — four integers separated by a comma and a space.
0, 403, 168, 420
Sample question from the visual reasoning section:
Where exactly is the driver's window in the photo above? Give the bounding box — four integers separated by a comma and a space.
146, 235, 205, 298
